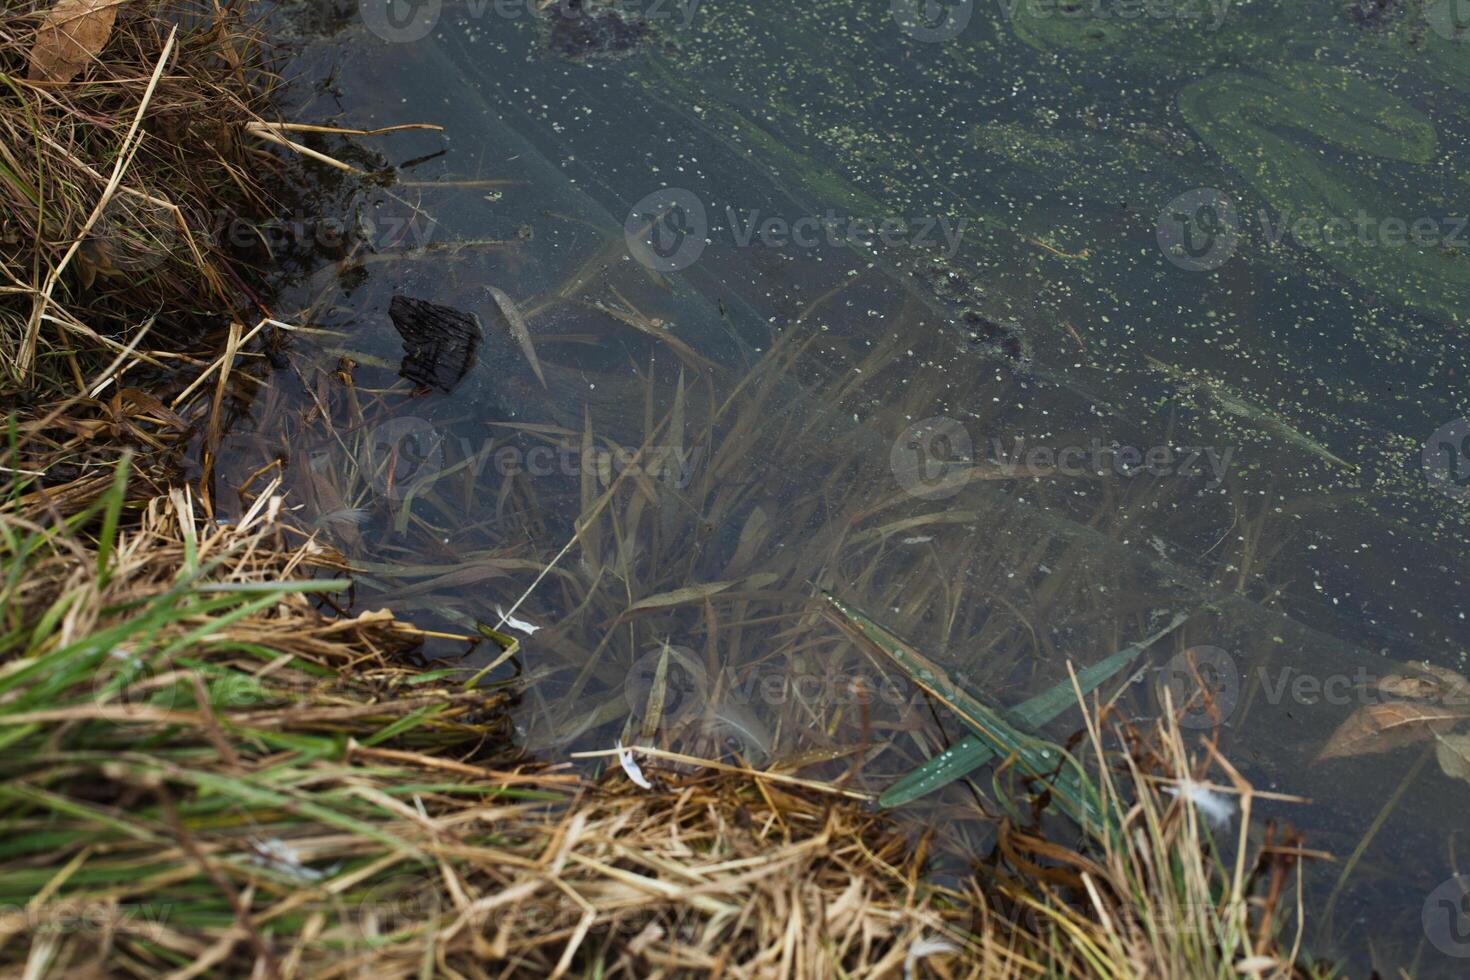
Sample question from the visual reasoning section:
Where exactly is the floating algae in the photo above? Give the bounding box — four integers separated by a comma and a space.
966, 117, 1204, 222
1179, 65, 1468, 323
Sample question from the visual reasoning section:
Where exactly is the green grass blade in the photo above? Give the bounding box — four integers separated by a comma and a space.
95, 451, 132, 587
362, 704, 444, 747
822, 592, 1112, 836
879, 611, 1189, 807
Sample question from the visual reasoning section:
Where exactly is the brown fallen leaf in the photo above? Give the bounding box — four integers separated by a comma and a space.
622, 581, 736, 615
1375, 674, 1440, 700
1316, 699, 1469, 761
1437, 733, 1470, 785
1415, 663, 1470, 708
28, 0, 120, 84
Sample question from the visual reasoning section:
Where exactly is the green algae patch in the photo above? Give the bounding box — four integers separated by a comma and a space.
1180, 65, 1467, 323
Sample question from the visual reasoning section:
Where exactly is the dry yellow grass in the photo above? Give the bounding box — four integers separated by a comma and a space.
0, 465, 1328, 977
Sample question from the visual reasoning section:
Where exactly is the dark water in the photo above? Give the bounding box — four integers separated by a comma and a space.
223, 0, 1470, 971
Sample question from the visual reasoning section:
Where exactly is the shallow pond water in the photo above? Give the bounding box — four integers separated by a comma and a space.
222, 0, 1470, 971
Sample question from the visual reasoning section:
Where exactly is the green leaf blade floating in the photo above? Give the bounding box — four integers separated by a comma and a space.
879, 611, 1189, 808
820, 592, 1114, 839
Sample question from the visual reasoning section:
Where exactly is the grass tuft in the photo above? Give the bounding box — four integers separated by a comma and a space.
0, 0, 275, 394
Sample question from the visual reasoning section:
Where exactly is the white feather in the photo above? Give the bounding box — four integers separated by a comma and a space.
496, 604, 541, 635
316, 507, 371, 528
616, 741, 653, 790
108, 646, 139, 667
904, 935, 959, 979
1165, 779, 1236, 828
246, 837, 324, 883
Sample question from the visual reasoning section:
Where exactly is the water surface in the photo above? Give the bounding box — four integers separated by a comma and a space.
224, 0, 1470, 970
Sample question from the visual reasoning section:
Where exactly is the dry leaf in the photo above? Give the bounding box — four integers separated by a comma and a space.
486, 286, 545, 389
1316, 700, 1468, 761
116, 388, 188, 429
623, 581, 735, 614
741, 571, 780, 590
29, 0, 119, 84
1415, 663, 1470, 707
1437, 733, 1470, 785
723, 506, 769, 576
1376, 674, 1440, 700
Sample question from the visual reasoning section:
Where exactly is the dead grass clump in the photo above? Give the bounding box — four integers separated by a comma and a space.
0, 460, 967, 977
0, 0, 274, 394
